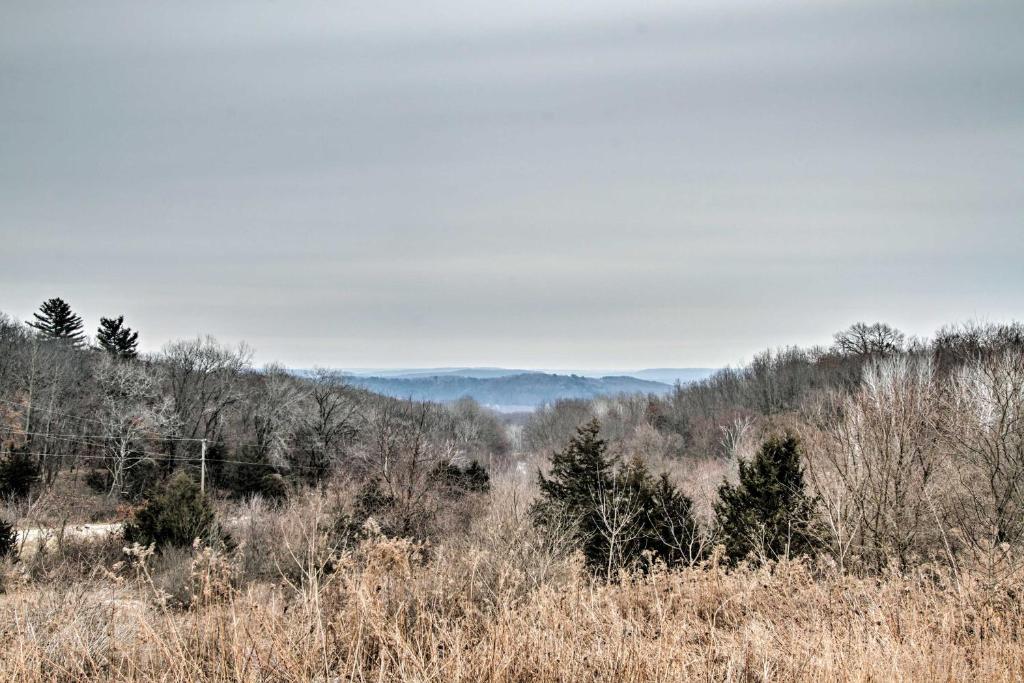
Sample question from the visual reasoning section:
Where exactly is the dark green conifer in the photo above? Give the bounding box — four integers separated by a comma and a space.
714, 434, 819, 564
97, 315, 140, 359
0, 518, 16, 559
0, 446, 40, 500
534, 419, 701, 575
124, 471, 219, 550
26, 297, 85, 346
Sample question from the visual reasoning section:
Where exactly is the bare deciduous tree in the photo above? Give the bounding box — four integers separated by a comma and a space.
95, 357, 176, 497
160, 337, 251, 463
939, 352, 1024, 574
833, 322, 906, 358
815, 357, 940, 569
293, 369, 360, 480
591, 464, 647, 578
356, 399, 453, 537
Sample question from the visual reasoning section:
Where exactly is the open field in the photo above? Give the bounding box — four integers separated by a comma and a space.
2, 481, 1024, 682
3, 543, 1023, 681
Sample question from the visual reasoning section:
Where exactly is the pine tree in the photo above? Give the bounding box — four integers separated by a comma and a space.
714, 434, 819, 564
533, 420, 619, 572
97, 315, 139, 359
26, 297, 85, 346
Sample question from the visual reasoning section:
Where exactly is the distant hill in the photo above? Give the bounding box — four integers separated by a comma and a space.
345, 367, 539, 380
618, 368, 717, 384
342, 372, 674, 410
321, 367, 716, 383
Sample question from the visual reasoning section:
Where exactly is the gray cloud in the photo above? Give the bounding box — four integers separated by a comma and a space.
2, 0, 1022, 367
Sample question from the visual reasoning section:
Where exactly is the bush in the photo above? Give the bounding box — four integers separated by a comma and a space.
84, 459, 158, 500
430, 460, 491, 497
0, 447, 40, 500
257, 473, 288, 503
84, 468, 110, 494
222, 446, 286, 501
123, 457, 161, 500
0, 519, 16, 560
715, 433, 819, 564
329, 479, 397, 543
124, 471, 220, 551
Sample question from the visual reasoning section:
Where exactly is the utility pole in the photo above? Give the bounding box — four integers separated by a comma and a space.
200, 438, 207, 493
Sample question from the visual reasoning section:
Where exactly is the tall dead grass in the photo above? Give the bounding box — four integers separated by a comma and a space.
2, 480, 1023, 681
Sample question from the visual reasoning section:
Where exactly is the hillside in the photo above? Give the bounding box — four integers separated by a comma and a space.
344, 372, 672, 408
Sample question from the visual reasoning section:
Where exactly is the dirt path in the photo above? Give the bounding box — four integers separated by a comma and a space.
16, 522, 122, 555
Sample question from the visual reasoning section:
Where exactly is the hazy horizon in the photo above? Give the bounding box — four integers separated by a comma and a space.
3, 0, 1022, 368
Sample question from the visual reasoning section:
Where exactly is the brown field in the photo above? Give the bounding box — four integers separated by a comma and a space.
3, 481, 1022, 683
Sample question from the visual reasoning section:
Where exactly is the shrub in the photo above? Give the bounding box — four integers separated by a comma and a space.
430, 460, 491, 497
124, 471, 220, 551
715, 433, 819, 564
123, 457, 160, 500
84, 459, 157, 500
0, 447, 40, 500
322, 480, 393, 551
0, 519, 16, 559
84, 468, 110, 494
257, 473, 288, 503
222, 446, 287, 501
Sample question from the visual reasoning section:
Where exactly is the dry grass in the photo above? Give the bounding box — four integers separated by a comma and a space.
1, 482, 1023, 682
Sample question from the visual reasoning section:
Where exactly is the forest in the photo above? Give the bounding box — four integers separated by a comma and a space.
2, 298, 1024, 680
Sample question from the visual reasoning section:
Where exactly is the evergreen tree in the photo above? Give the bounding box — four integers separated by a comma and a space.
225, 445, 283, 500
646, 473, 703, 566
97, 315, 139, 359
714, 434, 819, 564
0, 518, 16, 559
534, 420, 617, 572
124, 471, 220, 550
0, 446, 40, 500
26, 297, 85, 346
536, 419, 614, 517
534, 420, 701, 575
430, 459, 491, 497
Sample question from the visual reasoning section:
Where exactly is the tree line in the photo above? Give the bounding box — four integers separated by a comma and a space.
4, 296, 1024, 581
524, 319, 1024, 577
0, 298, 509, 550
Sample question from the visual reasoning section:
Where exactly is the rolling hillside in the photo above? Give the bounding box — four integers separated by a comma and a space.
344, 372, 674, 409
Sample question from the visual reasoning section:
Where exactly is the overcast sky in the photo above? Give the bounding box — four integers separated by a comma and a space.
2, 0, 1022, 369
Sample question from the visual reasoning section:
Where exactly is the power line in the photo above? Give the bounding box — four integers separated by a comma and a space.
12, 430, 205, 443
8, 430, 302, 457
0, 398, 206, 441
11, 449, 324, 471
1, 396, 336, 473
0, 397, 113, 429
1, 397, 315, 449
